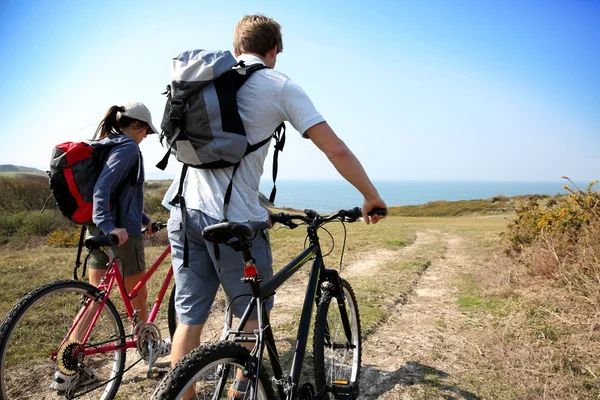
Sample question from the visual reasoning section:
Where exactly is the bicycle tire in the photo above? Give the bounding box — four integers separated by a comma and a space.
167, 284, 177, 338
314, 279, 362, 399
151, 341, 276, 400
0, 280, 126, 400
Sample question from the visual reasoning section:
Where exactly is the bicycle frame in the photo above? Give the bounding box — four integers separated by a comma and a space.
226, 240, 353, 400
59, 246, 173, 358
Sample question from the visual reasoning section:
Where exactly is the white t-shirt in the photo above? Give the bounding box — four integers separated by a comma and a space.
163, 54, 325, 221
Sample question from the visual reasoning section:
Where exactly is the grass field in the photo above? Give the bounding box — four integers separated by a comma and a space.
1, 207, 598, 398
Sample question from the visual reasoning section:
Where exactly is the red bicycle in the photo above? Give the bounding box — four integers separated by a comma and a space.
0, 223, 228, 399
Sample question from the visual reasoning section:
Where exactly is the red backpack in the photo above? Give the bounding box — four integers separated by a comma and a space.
48, 141, 137, 224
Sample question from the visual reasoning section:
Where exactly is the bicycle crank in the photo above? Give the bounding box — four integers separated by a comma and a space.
136, 322, 162, 361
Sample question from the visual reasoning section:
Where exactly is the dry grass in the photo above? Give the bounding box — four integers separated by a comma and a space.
453, 249, 600, 399
2, 210, 600, 398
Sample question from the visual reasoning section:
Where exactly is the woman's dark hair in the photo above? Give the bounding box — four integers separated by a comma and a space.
92, 105, 148, 141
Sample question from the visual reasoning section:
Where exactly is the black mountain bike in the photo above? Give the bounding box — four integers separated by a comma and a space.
152, 207, 386, 400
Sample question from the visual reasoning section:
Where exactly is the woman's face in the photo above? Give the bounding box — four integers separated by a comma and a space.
122, 123, 149, 144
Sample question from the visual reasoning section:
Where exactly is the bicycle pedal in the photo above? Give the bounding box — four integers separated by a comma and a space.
333, 380, 349, 385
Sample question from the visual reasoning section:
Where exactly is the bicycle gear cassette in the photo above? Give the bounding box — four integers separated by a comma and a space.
136, 322, 162, 361
57, 340, 84, 375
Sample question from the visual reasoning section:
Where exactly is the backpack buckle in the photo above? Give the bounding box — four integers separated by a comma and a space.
169, 98, 184, 123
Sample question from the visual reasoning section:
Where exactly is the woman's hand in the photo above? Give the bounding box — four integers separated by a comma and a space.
145, 218, 154, 236
108, 228, 129, 246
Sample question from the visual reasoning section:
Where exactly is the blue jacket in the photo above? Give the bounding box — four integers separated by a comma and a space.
92, 135, 150, 236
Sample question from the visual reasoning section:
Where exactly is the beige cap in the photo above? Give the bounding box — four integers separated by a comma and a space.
119, 102, 159, 134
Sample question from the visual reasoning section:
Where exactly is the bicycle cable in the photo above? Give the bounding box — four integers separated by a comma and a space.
319, 219, 348, 272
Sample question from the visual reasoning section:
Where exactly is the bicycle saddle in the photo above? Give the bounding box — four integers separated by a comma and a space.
85, 235, 118, 250
202, 221, 270, 244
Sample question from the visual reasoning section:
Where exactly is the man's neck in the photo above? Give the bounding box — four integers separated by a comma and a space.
241, 52, 266, 62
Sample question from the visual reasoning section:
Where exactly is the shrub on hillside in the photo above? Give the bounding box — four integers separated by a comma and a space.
145, 193, 166, 215
0, 174, 52, 212
506, 181, 598, 251
47, 228, 81, 247
389, 198, 511, 217
505, 180, 600, 301
0, 210, 72, 244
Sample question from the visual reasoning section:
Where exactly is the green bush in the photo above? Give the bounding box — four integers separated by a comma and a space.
0, 174, 52, 213
0, 212, 26, 242
144, 193, 166, 215
0, 210, 72, 244
20, 212, 59, 236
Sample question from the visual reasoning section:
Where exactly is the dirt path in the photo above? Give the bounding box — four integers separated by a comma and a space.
358, 232, 481, 400
116, 230, 483, 399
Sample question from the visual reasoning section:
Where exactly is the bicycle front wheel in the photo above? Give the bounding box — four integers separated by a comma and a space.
152, 341, 275, 400
314, 278, 362, 399
0, 280, 126, 400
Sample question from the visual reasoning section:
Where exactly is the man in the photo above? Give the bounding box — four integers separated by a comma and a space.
164, 14, 387, 398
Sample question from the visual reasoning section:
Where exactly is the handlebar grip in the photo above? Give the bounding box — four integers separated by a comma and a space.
270, 212, 284, 224
84, 234, 118, 250
368, 208, 387, 216
109, 234, 120, 246
344, 207, 362, 220
142, 222, 168, 234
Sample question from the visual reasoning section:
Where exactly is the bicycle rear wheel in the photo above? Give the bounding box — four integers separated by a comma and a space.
0, 280, 126, 400
151, 341, 275, 400
314, 279, 362, 399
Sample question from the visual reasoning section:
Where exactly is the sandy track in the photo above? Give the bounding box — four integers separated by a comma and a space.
359, 232, 481, 400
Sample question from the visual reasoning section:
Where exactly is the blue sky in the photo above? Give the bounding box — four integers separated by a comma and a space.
0, 0, 598, 181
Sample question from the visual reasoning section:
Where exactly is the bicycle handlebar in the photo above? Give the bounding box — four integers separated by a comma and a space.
271, 207, 387, 229
141, 221, 168, 234
85, 222, 168, 250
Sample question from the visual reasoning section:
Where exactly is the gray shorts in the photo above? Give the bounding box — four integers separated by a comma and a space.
87, 226, 146, 277
168, 207, 274, 325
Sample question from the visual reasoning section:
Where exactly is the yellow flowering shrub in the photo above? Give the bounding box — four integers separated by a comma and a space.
506, 180, 599, 252
47, 228, 80, 247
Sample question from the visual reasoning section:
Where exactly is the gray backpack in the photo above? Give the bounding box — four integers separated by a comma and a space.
157, 49, 285, 219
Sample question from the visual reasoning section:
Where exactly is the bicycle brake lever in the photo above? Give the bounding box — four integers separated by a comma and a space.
274, 225, 290, 232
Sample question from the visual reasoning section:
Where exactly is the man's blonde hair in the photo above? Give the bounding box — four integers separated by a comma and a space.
233, 14, 283, 57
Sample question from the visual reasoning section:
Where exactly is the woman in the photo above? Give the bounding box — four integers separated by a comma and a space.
51, 102, 171, 393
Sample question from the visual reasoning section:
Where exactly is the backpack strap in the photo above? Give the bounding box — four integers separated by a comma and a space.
73, 225, 87, 280
269, 122, 286, 203
243, 122, 286, 204
222, 162, 241, 221
233, 62, 268, 89
169, 165, 190, 268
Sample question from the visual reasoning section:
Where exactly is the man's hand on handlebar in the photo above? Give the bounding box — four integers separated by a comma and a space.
362, 197, 388, 225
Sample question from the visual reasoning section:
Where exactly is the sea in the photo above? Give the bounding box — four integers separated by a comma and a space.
258, 180, 590, 213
